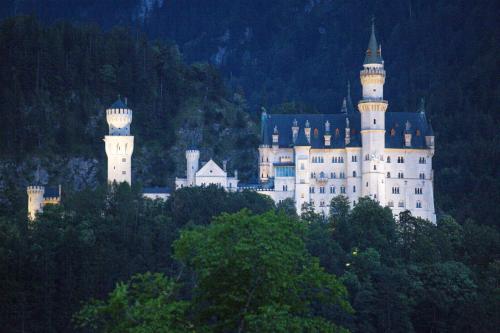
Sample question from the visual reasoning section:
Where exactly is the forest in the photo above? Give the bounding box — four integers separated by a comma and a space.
1, 185, 498, 332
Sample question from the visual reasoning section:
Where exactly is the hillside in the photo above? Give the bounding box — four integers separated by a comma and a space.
0, 16, 258, 216
0, 1, 499, 225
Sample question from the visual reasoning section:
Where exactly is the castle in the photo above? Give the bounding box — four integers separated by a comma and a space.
253, 24, 436, 222
27, 23, 436, 222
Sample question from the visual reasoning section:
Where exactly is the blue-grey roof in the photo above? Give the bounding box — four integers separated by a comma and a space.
262, 113, 362, 148
143, 187, 171, 194
44, 186, 60, 198
364, 23, 383, 65
110, 98, 128, 109
262, 111, 432, 149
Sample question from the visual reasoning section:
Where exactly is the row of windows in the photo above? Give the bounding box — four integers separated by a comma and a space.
312, 156, 324, 163
388, 201, 423, 208
386, 172, 426, 179
309, 186, 348, 194
391, 187, 424, 195
310, 172, 346, 179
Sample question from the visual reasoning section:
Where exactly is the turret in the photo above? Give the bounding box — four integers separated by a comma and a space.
294, 124, 312, 213
106, 97, 132, 135
359, 20, 387, 204
186, 149, 200, 186
27, 185, 45, 220
104, 97, 134, 184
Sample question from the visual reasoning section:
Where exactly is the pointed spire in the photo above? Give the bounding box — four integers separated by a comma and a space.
364, 18, 383, 65
260, 107, 270, 145
418, 97, 426, 114
341, 97, 347, 114
346, 80, 355, 113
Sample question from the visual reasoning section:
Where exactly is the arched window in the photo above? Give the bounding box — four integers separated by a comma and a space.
387, 156, 391, 163
373, 119, 376, 125
387, 172, 391, 178
353, 171, 357, 177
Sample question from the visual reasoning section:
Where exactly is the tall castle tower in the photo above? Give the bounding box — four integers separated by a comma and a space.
186, 149, 200, 186
104, 98, 134, 184
359, 22, 388, 204
27, 186, 45, 220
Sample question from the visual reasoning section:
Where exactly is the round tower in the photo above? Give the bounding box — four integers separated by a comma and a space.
27, 185, 45, 220
359, 22, 388, 204
186, 149, 200, 186
104, 97, 134, 184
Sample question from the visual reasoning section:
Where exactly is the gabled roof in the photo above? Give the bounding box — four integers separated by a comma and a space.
196, 159, 227, 177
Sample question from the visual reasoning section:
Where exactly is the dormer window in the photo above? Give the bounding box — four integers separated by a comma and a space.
390, 128, 396, 136
314, 128, 319, 138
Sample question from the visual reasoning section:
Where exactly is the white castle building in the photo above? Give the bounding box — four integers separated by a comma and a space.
175, 150, 239, 191
27, 185, 61, 220
28, 22, 436, 223
255, 24, 436, 222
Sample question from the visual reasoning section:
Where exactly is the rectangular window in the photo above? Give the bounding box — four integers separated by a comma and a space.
352, 156, 358, 162
330, 186, 336, 194
340, 186, 346, 194
309, 187, 315, 194
320, 186, 325, 194
353, 185, 356, 193
122, 158, 126, 162
122, 171, 126, 175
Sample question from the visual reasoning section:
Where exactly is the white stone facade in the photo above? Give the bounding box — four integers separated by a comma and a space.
104, 99, 134, 184
256, 26, 436, 222
176, 150, 239, 191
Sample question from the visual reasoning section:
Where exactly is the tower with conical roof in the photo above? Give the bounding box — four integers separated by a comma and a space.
359, 21, 388, 203
104, 97, 134, 184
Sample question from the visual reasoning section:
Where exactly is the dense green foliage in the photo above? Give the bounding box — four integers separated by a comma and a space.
76, 210, 352, 332
1, 187, 498, 332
